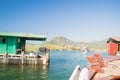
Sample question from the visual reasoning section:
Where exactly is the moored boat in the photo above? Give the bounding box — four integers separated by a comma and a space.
69, 55, 120, 80
69, 37, 120, 80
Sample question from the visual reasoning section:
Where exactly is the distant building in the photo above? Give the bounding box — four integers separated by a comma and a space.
107, 37, 120, 55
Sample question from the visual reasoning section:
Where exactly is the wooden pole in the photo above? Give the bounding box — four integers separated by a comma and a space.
21, 51, 24, 64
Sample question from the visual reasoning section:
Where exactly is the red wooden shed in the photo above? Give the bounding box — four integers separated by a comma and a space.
107, 37, 120, 56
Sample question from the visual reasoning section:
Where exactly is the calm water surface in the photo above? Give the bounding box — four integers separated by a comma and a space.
0, 50, 107, 80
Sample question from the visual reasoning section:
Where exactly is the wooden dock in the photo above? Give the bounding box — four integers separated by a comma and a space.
0, 50, 49, 65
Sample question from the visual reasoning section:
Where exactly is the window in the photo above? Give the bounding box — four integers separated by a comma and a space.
0, 38, 2, 43
2, 38, 5, 43
0, 38, 6, 44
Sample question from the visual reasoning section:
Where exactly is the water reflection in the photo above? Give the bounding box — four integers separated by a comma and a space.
0, 64, 48, 80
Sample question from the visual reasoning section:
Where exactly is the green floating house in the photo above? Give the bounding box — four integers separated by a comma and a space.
0, 32, 47, 55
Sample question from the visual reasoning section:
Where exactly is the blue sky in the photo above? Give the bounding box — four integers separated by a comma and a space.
0, 0, 120, 42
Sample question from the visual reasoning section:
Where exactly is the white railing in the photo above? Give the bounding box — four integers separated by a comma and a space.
69, 65, 81, 80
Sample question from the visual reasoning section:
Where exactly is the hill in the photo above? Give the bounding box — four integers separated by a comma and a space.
45, 36, 108, 51
45, 36, 80, 50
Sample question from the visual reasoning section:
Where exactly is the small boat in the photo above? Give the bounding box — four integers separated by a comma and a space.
69, 54, 120, 80
69, 37, 120, 80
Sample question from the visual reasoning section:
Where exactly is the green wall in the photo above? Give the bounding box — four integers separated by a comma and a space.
7, 37, 17, 54
0, 37, 17, 54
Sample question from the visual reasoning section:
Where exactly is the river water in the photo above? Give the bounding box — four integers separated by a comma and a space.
0, 50, 107, 80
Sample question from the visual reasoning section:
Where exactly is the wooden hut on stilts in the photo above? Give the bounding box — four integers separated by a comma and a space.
0, 32, 49, 66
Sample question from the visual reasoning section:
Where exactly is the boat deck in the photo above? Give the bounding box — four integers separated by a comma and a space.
69, 55, 120, 80
92, 56, 120, 80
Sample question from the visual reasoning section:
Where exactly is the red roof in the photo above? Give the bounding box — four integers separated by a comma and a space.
110, 37, 120, 41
